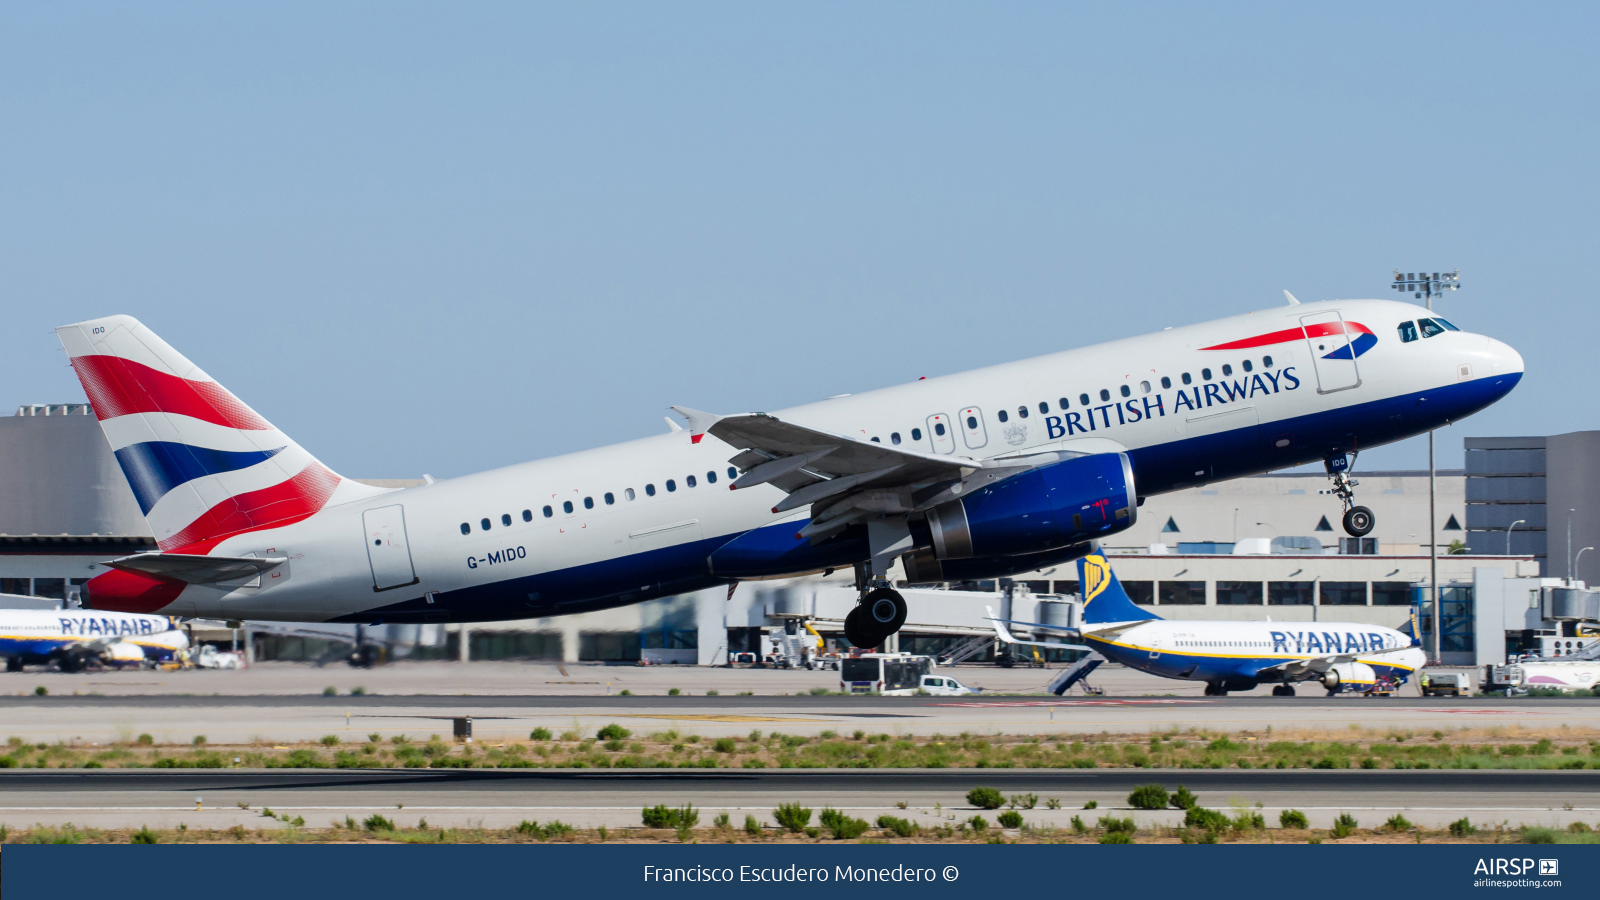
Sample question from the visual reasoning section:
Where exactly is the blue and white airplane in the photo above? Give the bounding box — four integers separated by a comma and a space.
56, 295, 1520, 650
0, 609, 189, 672
991, 553, 1429, 696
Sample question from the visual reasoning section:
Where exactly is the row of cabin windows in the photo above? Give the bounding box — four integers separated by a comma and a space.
987, 356, 1276, 424
867, 356, 1278, 444
460, 466, 739, 535
1397, 317, 1458, 343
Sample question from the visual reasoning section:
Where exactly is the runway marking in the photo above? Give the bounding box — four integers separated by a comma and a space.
934, 700, 1213, 708
3, 805, 1595, 814
619, 714, 832, 723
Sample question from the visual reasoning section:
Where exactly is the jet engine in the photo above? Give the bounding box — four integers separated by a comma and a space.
899, 541, 1094, 586
1320, 662, 1376, 692
921, 452, 1136, 560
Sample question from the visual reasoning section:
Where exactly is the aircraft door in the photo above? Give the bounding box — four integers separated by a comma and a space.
363, 505, 418, 591
1300, 311, 1361, 394
958, 407, 988, 450
926, 413, 955, 454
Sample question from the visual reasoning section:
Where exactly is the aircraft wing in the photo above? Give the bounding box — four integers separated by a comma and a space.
105, 553, 287, 585
1252, 645, 1417, 681
986, 605, 1089, 651
673, 406, 998, 540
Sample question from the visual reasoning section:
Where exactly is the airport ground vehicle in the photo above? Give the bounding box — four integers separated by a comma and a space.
919, 674, 977, 695
1420, 669, 1471, 696
840, 653, 934, 695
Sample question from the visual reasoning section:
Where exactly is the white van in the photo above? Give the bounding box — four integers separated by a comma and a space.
919, 674, 977, 696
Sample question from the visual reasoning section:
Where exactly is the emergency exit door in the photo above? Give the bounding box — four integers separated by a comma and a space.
363, 505, 418, 591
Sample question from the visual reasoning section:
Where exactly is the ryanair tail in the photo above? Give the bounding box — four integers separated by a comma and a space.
1398, 606, 1424, 647
1078, 553, 1160, 625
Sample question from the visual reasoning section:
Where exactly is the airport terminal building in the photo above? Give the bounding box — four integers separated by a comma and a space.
2, 403, 1595, 668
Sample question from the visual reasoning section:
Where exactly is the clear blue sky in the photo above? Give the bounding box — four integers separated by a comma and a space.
2, 3, 1594, 479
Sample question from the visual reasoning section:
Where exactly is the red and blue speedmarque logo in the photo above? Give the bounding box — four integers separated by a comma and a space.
1201, 321, 1377, 360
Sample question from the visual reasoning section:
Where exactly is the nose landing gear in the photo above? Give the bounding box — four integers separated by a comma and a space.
1323, 453, 1375, 537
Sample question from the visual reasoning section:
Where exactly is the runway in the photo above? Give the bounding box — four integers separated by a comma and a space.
5, 693, 1597, 745
4, 769, 1597, 832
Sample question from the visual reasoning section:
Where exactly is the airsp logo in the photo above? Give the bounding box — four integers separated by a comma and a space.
1540, 859, 1559, 876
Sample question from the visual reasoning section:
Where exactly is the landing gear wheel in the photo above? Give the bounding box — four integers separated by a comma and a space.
862, 587, 908, 634
1203, 683, 1227, 697
5, 656, 22, 672
843, 607, 883, 650
1271, 684, 1296, 697
1342, 506, 1375, 537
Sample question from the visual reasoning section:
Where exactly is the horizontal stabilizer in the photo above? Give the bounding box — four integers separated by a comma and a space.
986, 605, 1089, 651
105, 552, 286, 585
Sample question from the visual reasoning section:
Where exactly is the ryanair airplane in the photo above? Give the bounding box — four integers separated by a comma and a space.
0, 609, 189, 672
55, 293, 1519, 650
991, 554, 1428, 696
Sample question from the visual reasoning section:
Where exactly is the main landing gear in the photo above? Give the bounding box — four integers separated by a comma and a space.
1271, 684, 1297, 697
1324, 453, 1375, 538
844, 584, 908, 649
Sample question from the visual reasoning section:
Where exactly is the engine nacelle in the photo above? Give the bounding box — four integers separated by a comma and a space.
900, 541, 1094, 586
1321, 662, 1376, 692
924, 453, 1136, 559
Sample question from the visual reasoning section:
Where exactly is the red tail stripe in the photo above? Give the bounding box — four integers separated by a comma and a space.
1201, 321, 1373, 351
70, 354, 271, 430
82, 568, 186, 615
157, 462, 341, 551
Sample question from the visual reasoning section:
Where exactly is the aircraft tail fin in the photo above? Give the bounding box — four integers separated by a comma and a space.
54, 315, 385, 552
1398, 606, 1423, 647
1078, 553, 1160, 625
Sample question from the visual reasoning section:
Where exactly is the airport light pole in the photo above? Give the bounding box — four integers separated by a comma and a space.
1506, 520, 1525, 556
1576, 547, 1595, 585
1568, 509, 1577, 586
1392, 270, 1461, 664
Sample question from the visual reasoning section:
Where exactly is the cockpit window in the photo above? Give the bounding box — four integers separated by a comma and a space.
1418, 318, 1446, 338
1433, 317, 1460, 331
1398, 320, 1419, 343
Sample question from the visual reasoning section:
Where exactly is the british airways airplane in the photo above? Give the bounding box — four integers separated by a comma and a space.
59, 296, 1520, 650
991, 554, 1429, 696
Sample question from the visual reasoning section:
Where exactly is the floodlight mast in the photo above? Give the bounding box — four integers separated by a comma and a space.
1392, 270, 1461, 665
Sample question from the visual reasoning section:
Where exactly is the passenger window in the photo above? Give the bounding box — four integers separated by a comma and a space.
480, 518, 491, 531
584, 496, 594, 509
1119, 385, 1130, 397
966, 415, 978, 429
1099, 389, 1110, 402
706, 471, 716, 484
1017, 406, 1029, 419
891, 432, 901, 445
1140, 381, 1151, 394
625, 488, 636, 501
1418, 317, 1445, 338
686, 475, 697, 488
934, 423, 946, 436
1398, 320, 1418, 342
1435, 317, 1459, 331
543, 505, 553, 517
1222, 364, 1232, 376
1181, 372, 1192, 385
1058, 397, 1069, 410
522, 509, 532, 522
562, 501, 573, 514
1160, 376, 1171, 389
1038, 402, 1048, 414
1079, 393, 1090, 406
646, 483, 656, 496
604, 492, 615, 505
460, 523, 470, 535
666, 479, 677, 492
998, 409, 1009, 423
870, 437, 880, 443
501, 514, 512, 526
1201, 368, 1212, 381
1242, 359, 1253, 373
727, 467, 737, 479
1263, 355, 1273, 368
911, 428, 922, 441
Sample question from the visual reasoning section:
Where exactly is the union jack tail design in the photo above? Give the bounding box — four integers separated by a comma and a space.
55, 315, 383, 554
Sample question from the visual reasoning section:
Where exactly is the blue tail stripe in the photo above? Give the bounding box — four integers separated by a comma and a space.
113, 441, 285, 514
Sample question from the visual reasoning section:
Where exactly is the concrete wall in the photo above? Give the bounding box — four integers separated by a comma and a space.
0, 412, 147, 537
1546, 431, 1600, 584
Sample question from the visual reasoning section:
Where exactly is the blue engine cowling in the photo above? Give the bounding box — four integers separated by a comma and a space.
900, 541, 1095, 585
924, 452, 1137, 559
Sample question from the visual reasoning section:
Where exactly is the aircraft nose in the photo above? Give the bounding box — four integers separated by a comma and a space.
1488, 336, 1525, 375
